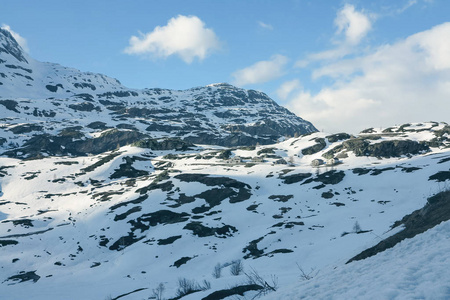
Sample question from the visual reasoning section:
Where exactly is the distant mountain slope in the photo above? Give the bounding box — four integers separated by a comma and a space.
0, 28, 316, 153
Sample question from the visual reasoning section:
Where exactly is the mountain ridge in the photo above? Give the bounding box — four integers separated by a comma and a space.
0, 28, 317, 152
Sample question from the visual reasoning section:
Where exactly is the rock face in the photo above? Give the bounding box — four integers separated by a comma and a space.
0, 29, 317, 157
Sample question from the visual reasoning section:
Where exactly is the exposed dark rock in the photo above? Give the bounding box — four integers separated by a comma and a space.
0, 99, 19, 113
82, 152, 121, 172
429, 171, 450, 182
168, 193, 196, 208
5, 271, 40, 284
68, 102, 100, 112
365, 140, 430, 157
280, 172, 312, 184
32, 108, 56, 118
321, 192, 334, 199
111, 288, 148, 300
326, 133, 351, 143
92, 190, 124, 202
99, 236, 109, 247
58, 126, 84, 139
217, 149, 232, 159
370, 167, 395, 176
183, 221, 237, 238
302, 138, 326, 155
438, 156, 450, 164
133, 138, 193, 151
9, 123, 43, 134
98, 91, 138, 98
136, 180, 174, 195
0, 240, 18, 247
283, 221, 304, 228
175, 174, 252, 208
257, 147, 275, 155
202, 284, 263, 300
268, 195, 294, 202
128, 210, 190, 233
114, 206, 142, 221
108, 233, 144, 251
266, 248, 294, 256
303, 170, 345, 186
5, 64, 32, 73
3, 130, 146, 158
326, 138, 430, 158
98, 99, 123, 106
157, 235, 182, 245
172, 256, 193, 268
73, 82, 96, 90
2, 219, 33, 228
74, 93, 94, 101
45, 84, 63, 92
87, 121, 109, 130
109, 195, 148, 211
246, 204, 259, 211
352, 168, 371, 176
109, 156, 149, 179
243, 237, 265, 259
116, 123, 136, 130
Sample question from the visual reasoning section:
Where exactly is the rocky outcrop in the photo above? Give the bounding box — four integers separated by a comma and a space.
324, 138, 430, 158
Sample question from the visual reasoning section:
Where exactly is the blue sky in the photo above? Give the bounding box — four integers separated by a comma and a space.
2, 0, 450, 132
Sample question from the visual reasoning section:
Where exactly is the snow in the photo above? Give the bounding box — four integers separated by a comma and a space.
0, 128, 448, 299
263, 220, 450, 300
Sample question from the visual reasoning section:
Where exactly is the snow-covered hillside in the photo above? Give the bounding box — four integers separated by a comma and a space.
0, 122, 449, 299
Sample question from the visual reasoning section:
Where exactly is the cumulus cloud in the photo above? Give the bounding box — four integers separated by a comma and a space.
296, 5, 372, 66
1, 24, 29, 53
258, 21, 273, 30
286, 22, 450, 133
231, 54, 288, 86
124, 15, 221, 63
277, 79, 301, 100
335, 4, 372, 45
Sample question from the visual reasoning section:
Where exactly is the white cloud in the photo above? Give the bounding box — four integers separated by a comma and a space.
1, 24, 29, 53
124, 15, 221, 63
397, 0, 418, 13
258, 21, 273, 30
231, 54, 288, 86
296, 5, 372, 68
277, 79, 301, 100
335, 4, 372, 45
287, 22, 450, 133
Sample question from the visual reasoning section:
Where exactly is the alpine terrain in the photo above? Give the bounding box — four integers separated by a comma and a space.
1, 28, 449, 300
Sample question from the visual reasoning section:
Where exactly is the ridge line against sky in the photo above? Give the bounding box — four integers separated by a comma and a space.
1, 0, 450, 133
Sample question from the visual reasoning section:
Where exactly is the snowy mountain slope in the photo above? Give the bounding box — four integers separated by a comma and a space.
0, 122, 449, 299
0, 28, 124, 98
0, 28, 316, 150
260, 219, 450, 300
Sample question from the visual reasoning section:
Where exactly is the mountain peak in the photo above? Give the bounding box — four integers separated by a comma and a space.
206, 82, 234, 88
0, 28, 28, 64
